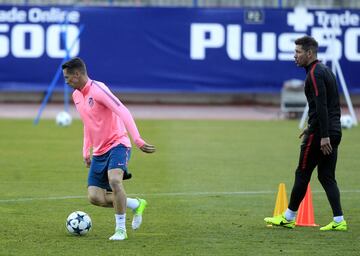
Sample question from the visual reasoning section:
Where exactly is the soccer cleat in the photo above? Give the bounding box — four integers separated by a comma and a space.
132, 198, 147, 230
109, 229, 128, 240
264, 214, 295, 229
123, 171, 132, 180
320, 220, 347, 231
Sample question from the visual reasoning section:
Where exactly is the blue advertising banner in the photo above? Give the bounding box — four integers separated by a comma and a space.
0, 6, 360, 93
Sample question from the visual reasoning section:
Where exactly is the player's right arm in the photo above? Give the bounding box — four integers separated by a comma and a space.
73, 91, 93, 167
83, 125, 92, 167
299, 127, 308, 139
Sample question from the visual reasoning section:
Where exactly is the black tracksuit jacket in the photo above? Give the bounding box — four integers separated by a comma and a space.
304, 60, 342, 137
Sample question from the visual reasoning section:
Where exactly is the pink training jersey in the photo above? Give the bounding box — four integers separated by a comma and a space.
72, 79, 145, 159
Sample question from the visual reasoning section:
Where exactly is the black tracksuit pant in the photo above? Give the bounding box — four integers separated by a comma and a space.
288, 130, 343, 217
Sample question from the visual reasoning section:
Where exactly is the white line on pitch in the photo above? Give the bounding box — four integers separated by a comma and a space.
0, 195, 86, 203
0, 190, 359, 203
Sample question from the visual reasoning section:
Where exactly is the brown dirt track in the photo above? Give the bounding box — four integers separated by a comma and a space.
0, 103, 358, 121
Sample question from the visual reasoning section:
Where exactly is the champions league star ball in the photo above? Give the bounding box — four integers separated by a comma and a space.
66, 211, 92, 236
340, 114, 354, 129
56, 111, 72, 127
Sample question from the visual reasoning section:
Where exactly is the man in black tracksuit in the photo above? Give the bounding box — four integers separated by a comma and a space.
265, 36, 347, 231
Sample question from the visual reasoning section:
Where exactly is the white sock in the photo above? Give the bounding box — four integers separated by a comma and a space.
115, 213, 126, 231
127, 198, 140, 210
284, 208, 297, 221
333, 216, 344, 223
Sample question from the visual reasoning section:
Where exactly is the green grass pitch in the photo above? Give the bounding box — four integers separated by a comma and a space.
0, 119, 359, 255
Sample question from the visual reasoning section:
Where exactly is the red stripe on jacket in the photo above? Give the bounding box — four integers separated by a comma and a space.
310, 62, 319, 96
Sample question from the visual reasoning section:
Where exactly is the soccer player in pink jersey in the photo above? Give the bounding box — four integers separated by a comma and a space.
62, 57, 155, 240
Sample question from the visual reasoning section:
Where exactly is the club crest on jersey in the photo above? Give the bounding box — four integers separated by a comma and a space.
88, 97, 94, 107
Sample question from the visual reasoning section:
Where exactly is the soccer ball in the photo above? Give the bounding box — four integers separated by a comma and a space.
56, 111, 72, 127
340, 114, 354, 129
66, 211, 92, 236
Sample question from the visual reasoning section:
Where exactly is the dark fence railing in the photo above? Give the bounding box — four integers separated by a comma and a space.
0, 0, 360, 8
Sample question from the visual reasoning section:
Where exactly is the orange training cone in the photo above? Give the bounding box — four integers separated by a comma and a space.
296, 184, 319, 226
273, 183, 288, 216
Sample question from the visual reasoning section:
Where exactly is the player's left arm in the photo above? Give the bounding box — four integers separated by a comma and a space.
96, 85, 155, 153
312, 69, 332, 154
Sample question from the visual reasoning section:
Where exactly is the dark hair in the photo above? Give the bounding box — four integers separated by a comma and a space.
62, 57, 87, 74
295, 36, 318, 55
